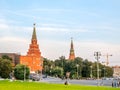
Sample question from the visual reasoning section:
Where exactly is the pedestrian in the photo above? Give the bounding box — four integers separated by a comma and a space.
112, 81, 113, 87
118, 79, 120, 87
64, 81, 68, 85
112, 79, 115, 87
112, 78, 118, 88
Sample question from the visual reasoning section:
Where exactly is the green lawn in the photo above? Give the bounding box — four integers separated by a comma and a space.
0, 80, 119, 90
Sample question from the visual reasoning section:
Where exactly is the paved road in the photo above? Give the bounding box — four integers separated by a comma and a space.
68, 79, 112, 86
40, 77, 113, 86
0, 76, 113, 86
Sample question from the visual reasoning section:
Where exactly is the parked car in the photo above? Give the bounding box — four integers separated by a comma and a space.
102, 77, 113, 80
29, 73, 40, 81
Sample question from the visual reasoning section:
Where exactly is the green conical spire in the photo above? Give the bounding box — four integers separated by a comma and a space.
32, 23, 37, 40
71, 37, 73, 49
70, 37, 74, 54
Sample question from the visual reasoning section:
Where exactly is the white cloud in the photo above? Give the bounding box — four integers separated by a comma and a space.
38, 23, 91, 33
0, 37, 28, 42
0, 20, 32, 37
0, 20, 90, 35
39, 27, 68, 32
0, 23, 9, 30
30, 8, 72, 13
0, 37, 29, 55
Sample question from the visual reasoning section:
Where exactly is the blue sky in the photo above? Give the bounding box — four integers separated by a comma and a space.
0, 0, 120, 66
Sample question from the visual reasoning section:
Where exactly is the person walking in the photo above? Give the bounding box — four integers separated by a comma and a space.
112, 79, 115, 87
118, 79, 120, 87
112, 78, 118, 87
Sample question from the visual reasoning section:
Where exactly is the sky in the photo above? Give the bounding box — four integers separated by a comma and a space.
0, 0, 120, 66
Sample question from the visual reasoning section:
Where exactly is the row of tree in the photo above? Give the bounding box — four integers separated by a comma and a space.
0, 55, 113, 80
43, 56, 113, 79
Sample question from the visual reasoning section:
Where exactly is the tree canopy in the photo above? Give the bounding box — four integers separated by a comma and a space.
43, 56, 113, 79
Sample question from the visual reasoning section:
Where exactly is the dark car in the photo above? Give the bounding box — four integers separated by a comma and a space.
29, 73, 40, 81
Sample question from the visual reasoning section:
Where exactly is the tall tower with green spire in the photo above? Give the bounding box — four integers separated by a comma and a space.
69, 37, 75, 60
27, 23, 41, 57
20, 23, 43, 73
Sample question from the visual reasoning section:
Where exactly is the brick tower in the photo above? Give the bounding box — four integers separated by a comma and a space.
69, 37, 75, 60
20, 24, 43, 73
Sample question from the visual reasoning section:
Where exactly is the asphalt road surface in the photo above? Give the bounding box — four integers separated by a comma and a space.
40, 77, 113, 86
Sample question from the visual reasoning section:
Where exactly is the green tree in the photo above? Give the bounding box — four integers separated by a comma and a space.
51, 67, 63, 78
43, 58, 55, 76
55, 56, 66, 68
1, 55, 12, 61
64, 60, 80, 79
14, 64, 30, 80
104, 66, 113, 77
82, 59, 92, 77
0, 59, 12, 78
74, 57, 83, 78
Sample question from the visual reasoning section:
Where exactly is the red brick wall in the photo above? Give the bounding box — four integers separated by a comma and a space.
20, 56, 43, 73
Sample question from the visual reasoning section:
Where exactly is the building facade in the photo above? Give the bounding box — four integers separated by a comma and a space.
20, 24, 43, 73
0, 53, 20, 66
69, 38, 75, 60
113, 65, 120, 77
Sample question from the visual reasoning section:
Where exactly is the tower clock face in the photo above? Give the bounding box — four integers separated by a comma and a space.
33, 40, 36, 44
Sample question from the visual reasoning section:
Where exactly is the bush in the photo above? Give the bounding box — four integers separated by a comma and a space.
14, 64, 30, 80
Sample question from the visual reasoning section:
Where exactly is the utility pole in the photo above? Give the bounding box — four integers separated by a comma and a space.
103, 67, 106, 78
94, 52, 101, 86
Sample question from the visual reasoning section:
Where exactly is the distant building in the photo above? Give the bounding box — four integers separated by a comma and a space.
113, 65, 120, 77
0, 53, 20, 66
69, 38, 75, 60
20, 24, 43, 73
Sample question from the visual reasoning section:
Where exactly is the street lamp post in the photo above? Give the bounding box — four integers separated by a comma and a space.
76, 64, 79, 79
50, 65, 52, 76
90, 66, 93, 79
39, 70, 42, 80
94, 52, 101, 86
39, 63, 43, 80
103, 67, 106, 78
62, 58, 64, 79
24, 65, 26, 81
